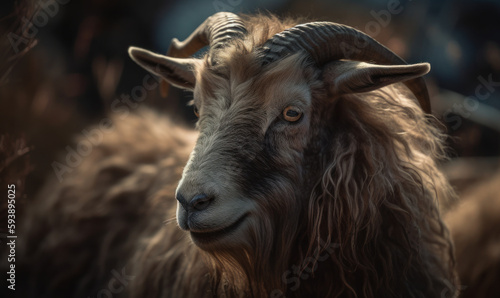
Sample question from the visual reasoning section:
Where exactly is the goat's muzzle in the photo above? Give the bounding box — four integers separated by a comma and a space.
176, 192, 215, 230
175, 176, 252, 249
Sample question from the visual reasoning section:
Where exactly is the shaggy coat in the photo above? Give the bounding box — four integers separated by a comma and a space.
13, 14, 457, 298
445, 170, 500, 298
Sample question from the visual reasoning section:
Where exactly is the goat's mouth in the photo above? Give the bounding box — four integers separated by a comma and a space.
190, 213, 249, 245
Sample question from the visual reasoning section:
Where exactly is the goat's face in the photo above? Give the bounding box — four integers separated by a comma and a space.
128, 12, 431, 253
175, 55, 317, 250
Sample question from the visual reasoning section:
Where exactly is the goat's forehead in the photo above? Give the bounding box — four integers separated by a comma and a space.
194, 54, 311, 109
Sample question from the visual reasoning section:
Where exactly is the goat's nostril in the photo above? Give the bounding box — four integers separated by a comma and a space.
191, 194, 213, 211
176, 193, 189, 210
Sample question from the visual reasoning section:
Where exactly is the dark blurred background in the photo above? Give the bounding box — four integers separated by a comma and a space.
1, 0, 500, 210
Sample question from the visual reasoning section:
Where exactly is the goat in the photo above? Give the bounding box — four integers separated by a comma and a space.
13, 12, 458, 297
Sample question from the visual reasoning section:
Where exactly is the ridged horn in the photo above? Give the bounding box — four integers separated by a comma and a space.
160, 12, 247, 96
261, 22, 431, 113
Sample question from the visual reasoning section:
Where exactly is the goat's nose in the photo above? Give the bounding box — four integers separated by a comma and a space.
190, 194, 213, 211
176, 193, 213, 212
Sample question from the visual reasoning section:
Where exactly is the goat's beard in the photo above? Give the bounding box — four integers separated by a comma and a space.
199, 187, 304, 297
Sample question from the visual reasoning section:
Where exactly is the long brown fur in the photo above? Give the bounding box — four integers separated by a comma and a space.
445, 170, 500, 298
12, 13, 458, 298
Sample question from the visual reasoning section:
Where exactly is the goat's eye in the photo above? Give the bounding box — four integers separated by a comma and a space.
193, 106, 200, 118
282, 106, 302, 122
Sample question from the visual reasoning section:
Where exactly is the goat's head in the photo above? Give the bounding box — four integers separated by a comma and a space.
128, 12, 450, 294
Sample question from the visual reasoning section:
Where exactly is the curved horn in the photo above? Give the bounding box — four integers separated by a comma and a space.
160, 12, 247, 96
261, 22, 431, 113
166, 12, 247, 59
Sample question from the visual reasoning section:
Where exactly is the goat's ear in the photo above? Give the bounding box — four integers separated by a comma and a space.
322, 60, 430, 97
128, 46, 197, 90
